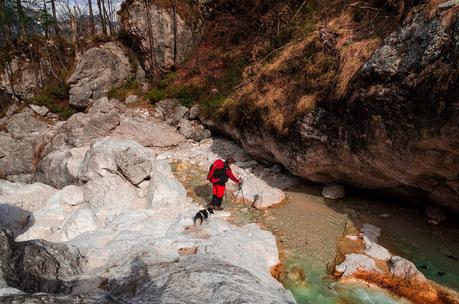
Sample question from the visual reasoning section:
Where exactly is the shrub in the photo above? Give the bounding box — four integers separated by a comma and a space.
42, 81, 69, 100
167, 85, 202, 107
31, 94, 75, 119
107, 77, 140, 100
144, 88, 166, 103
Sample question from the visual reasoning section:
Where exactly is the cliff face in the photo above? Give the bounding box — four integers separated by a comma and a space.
118, 0, 459, 212
216, 4, 459, 212
118, 0, 203, 76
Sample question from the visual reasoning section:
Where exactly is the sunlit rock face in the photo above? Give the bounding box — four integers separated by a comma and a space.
118, 0, 201, 75
0, 125, 294, 302
68, 42, 145, 108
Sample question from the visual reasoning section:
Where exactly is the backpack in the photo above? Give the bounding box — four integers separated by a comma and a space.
207, 160, 229, 185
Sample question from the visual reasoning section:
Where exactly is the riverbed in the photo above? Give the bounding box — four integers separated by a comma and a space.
172, 162, 459, 303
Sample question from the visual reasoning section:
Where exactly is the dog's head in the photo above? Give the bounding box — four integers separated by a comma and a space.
207, 207, 214, 214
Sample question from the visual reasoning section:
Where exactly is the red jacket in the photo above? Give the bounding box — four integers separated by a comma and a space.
207, 159, 239, 184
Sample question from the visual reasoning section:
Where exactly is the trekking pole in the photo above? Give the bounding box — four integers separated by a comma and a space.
224, 191, 229, 209
238, 178, 247, 207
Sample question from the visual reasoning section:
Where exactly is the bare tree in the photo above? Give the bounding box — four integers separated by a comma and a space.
101, 0, 111, 35
15, 0, 28, 39
97, 0, 107, 35
71, 6, 79, 54
87, 0, 95, 36
50, 0, 59, 35
170, 0, 177, 67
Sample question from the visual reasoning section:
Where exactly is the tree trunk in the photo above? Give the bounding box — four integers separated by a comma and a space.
15, 0, 28, 40
43, 0, 49, 38
171, 0, 177, 68
101, 0, 111, 35
88, 0, 95, 36
97, 0, 107, 35
71, 7, 79, 55
50, 0, 59, 35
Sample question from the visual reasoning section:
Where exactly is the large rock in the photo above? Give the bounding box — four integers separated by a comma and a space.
212, 7, 459, 213
119, 1, 200, 74
47, 109, 120, 151
0, 229, 84, 294
153, 98, 181, 120
0, 57, 46, 100
0, 180, 57, 211
83, 174, 138, 223
5, 110, 47, 139
0, 110, 54, 180
0, 204, 32, 237
178, 118, 211, 142
105, 256, 295, 304
147, 159, 188, 209
234, 174, 285, 209
33, 147, 88, 188
78, 137, 155, 185
112, 115, 185, 147
68, 42, 144, 108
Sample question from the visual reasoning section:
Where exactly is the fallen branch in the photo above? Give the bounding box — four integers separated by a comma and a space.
349, 4, 382, 11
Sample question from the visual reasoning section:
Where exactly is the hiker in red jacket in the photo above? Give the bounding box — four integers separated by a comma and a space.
207, 157, 241, 210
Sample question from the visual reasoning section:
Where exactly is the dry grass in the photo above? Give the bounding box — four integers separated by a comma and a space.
335, 38, 381, 98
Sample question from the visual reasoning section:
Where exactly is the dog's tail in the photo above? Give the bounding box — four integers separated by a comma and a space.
193, 214, 203, 226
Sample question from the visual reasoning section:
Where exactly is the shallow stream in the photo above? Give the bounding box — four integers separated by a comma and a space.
172, 162, 459, 303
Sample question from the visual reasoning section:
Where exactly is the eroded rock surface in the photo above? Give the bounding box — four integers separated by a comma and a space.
0, 229, 84, 294
68, 42, 144, 108
119, 1, 200, 74
0, 130, 293, 302
210, 7, 459, 213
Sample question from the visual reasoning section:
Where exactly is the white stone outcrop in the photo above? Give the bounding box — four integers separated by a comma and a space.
234, 174, 286, 209
68, 42, 144, 108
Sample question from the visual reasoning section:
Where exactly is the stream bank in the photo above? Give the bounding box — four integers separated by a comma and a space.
171, 158, 459, 304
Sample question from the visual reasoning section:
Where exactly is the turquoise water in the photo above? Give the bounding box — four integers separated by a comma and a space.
172, 163, 458, 303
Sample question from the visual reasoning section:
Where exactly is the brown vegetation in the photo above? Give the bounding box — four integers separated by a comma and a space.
169, 0, 412, 133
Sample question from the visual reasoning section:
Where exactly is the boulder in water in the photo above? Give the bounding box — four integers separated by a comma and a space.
322, 183, 345, 199
234, 174, 285, 209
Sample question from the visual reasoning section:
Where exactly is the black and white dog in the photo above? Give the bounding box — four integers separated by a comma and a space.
193, 207, 214, 226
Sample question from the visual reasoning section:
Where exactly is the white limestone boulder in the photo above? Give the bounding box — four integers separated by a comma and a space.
147, 160, 188, 209
78, 137, 155, 185
360, 224, 391, 260
61, 207, 100, 241
83, 174, 138, 223
234, 174, 285, 209
112, 115, 185, 147
336, 253, 382, 277
0, 180, 58, 211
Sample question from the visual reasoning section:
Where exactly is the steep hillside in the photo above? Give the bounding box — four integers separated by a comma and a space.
118, 0, 459, 212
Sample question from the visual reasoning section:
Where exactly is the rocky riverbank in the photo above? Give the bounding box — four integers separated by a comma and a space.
0, 98, 295, 303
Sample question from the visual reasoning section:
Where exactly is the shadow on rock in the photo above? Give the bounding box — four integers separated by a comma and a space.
0, 229, 85, 295
193, 185, 212, 202
0, 204, 34, 237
